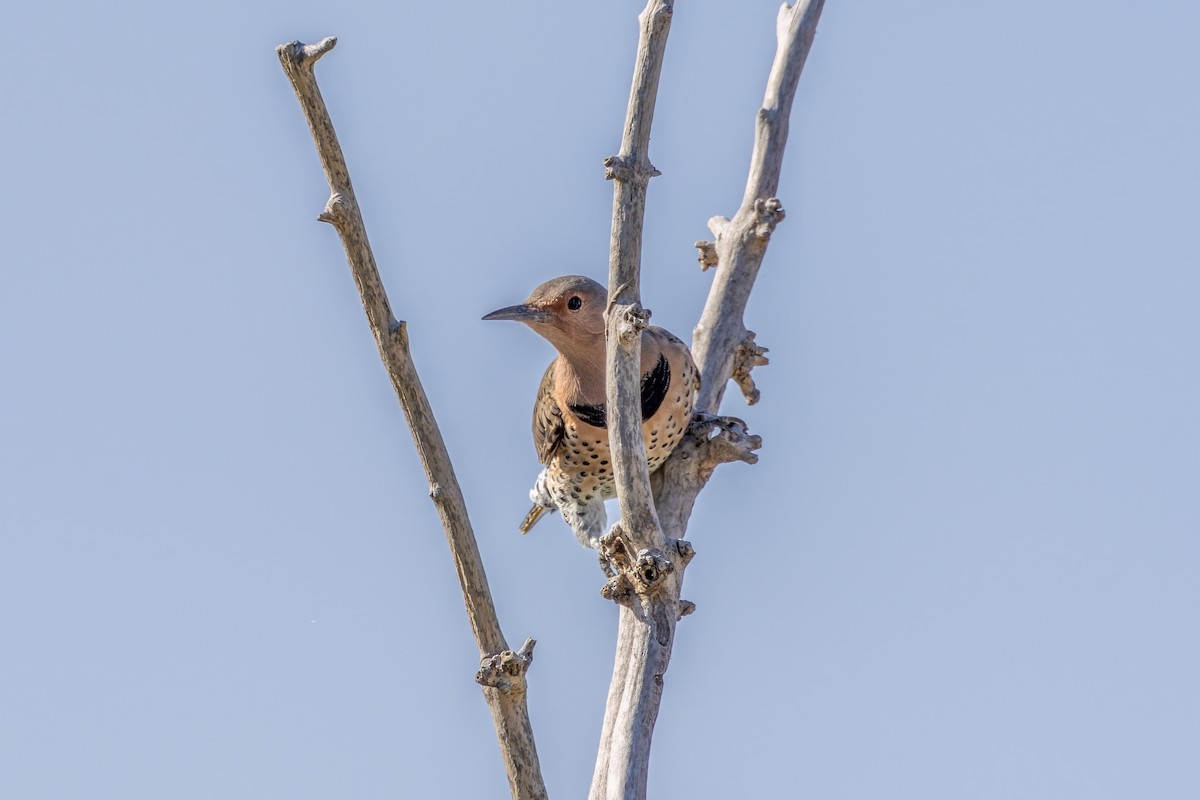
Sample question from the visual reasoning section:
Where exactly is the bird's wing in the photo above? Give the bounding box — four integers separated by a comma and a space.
649, 325, 701, 393
565, 355, 669, 427
640, 352, 671, 419
532, 362, 566, 464
559, 349, 680, 431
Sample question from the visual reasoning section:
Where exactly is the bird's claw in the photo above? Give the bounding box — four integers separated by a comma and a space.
686, 411, 762, 466
688, 411, 748, 438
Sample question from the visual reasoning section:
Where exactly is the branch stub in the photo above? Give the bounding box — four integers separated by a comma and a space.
603, 155, 663, 183
752, 197, 787, 241
613, 302, 651, 345
694, 240, 719, 271
276, 36, 338, 69
476, 639, 537, 694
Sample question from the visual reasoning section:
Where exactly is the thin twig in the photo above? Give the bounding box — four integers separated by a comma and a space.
276, 37, 547, 800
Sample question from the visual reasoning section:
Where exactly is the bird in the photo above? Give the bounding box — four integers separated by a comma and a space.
483, 275, 699, 549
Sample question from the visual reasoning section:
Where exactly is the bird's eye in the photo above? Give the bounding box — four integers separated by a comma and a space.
567, 296, 582, 311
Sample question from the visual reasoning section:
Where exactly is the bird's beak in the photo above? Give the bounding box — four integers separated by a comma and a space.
482, 303, 551, 323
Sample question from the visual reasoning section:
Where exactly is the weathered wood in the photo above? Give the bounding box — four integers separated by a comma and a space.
659, 0, 826, 539
276, 37, 547, 800
276, 2, 827, 794
691, 0, 825, 413
603, 0, 674, 549
594, 2, 825, 799
591, 2, 682, 798
660, 0, 825, 535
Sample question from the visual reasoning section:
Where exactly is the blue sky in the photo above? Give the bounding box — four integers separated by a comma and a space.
2, 1, 1198, 797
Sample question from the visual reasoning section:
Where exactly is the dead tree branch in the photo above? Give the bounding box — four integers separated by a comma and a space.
276, 0, 825, 794
690, 1, 824, 415
596, 2, 825, 798
276, 37, 547, 800
660, 0, 824, 539
604, 0, 674, 551
592, 2, 685, 799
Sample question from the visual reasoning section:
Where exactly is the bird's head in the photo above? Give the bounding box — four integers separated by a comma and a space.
483, 275, 608, 359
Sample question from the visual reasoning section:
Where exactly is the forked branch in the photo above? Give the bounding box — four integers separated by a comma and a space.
276, 38, 547, 800
275, 2, 825, 796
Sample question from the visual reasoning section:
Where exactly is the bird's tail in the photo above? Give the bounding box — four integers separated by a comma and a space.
519, 504, 554, 534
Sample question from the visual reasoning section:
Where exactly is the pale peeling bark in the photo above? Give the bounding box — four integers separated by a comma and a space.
276, 38, 547, 800
594, 3, 825, 799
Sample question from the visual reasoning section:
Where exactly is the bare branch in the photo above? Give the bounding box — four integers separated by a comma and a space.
276, 38, 547, 800
654, 412, 763, 530
278, 2, 825, 795
604, 0, 675, 550
656, 0, 823, 546
692, 0, 824, 415
731, 330, 771, 405
592, 2, 683, 799
595, 10, 824, 788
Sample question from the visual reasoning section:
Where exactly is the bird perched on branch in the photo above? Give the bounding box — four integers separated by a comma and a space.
483, 275, 699, 549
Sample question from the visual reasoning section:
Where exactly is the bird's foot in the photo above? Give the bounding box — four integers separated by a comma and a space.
687, 410, 726, 434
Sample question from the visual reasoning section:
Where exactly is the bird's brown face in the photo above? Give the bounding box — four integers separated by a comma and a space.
483, 276, 608, 351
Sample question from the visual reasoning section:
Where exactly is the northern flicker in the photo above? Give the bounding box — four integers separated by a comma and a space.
483, 275, 699, 549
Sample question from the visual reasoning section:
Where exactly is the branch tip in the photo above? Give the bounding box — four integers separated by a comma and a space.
778, 1, 808, 41
276, 36, 337, 68
678, 600, 696, 620
639, 0, 674, 27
